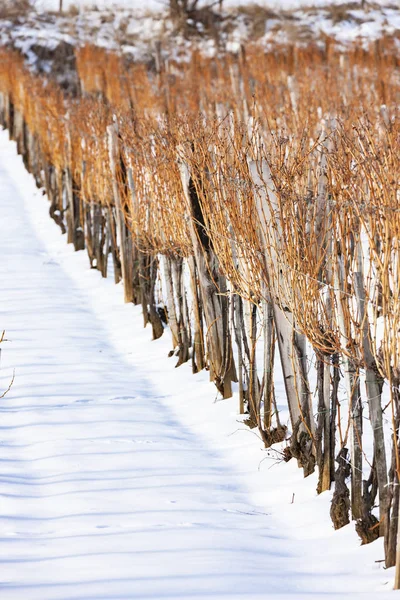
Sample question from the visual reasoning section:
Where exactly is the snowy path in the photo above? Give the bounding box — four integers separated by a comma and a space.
0, 129, 394, 600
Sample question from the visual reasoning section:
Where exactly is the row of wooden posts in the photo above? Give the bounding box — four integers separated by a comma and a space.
1, 39, 400, 584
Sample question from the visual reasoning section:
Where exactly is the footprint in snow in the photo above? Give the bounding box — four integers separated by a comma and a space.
43, 259, 60, 266
223, 508, 269, 517
99, 438, 157, 445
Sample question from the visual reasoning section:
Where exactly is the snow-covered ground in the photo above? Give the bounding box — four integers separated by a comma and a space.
33, 0, 398, 11
1, 1, 399, 70
0, 129, 396, 598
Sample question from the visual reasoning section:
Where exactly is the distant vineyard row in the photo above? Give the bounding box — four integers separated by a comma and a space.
1, 38, 399, 584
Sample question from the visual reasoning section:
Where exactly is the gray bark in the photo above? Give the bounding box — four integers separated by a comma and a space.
107, 124, 133, 303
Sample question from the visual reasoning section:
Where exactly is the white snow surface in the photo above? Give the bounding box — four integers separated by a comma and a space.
0, 127, 396, 598
2, 1, 400, 66
34, 0, 397, 11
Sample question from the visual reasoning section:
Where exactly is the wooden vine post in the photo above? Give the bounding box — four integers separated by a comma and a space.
107, 123, 134, 304
179, 161, 236, 399
249, 158, 316, 475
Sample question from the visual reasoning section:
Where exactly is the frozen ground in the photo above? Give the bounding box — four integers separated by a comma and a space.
0, 127, 396, 598
34, 1, 399, 11
1, 1, 399, 70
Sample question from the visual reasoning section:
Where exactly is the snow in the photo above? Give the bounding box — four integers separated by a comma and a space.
2, 1, 399, 69
34, 0, 396, 10
0, 127, 396, 598
35, 0, 166, 10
